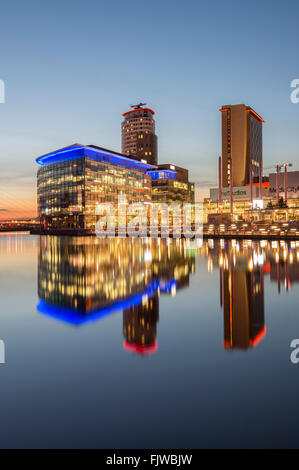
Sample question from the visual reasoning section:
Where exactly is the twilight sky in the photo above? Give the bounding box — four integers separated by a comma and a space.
0, 0, 299, 217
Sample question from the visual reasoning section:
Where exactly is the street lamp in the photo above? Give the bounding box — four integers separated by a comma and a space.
282, 163, 292, 206
275, 163, 292, 206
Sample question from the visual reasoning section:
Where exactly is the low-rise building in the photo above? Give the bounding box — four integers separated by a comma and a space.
148, 164, 195, 205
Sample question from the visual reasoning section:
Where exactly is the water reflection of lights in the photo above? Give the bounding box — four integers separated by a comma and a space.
253, 252, 264, 266
144, 250, 152, 262
35, 237, 299, 356
185, 238, 203, 251
219, 254, 224, 267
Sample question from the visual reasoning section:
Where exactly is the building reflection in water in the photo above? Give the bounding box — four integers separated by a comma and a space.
221, 263, 266, 350
205, 239, 299, 350
123, 296, 159, 354
268, 240, 299, 293
37, 237, 195, 355
210, 240, 266, 350
37, 236, 299, 354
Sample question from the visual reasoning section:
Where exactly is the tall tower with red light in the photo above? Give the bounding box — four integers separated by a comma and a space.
121, 103, 158, 165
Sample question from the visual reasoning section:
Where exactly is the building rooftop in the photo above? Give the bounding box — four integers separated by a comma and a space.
220, 104, 264, 123
36, 143, 157, 172
122, 107, 155, 117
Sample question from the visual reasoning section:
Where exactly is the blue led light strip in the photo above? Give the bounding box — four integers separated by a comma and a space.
36, 145, 156, 172
147, 170, 176, 180
37, 278, 177, 326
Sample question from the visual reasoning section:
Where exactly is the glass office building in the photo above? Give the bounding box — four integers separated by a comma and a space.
36, 144, 154, 230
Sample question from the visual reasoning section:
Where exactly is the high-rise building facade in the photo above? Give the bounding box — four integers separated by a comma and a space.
121, 104, 158, 165
220, 104, 264, 188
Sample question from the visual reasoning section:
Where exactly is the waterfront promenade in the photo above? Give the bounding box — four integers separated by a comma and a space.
25, 221, 299, 240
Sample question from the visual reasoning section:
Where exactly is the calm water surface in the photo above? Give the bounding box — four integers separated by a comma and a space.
0, 234, 298, 448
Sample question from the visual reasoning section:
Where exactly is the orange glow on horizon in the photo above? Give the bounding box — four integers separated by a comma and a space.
0, 193, 37, 220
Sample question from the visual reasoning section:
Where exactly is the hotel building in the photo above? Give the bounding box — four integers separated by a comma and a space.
36, 144, 154, 230
220, 104, 264, 188
121, 105, 158, 165
203, 104, 265, 223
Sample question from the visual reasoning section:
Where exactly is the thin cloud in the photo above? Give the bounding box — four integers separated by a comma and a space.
193, 178, 217, 187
